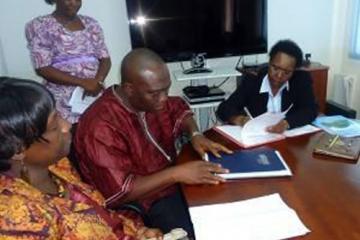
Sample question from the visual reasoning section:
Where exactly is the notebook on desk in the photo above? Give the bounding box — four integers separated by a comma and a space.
207, 147, 292, 179
313, 133, 360, 161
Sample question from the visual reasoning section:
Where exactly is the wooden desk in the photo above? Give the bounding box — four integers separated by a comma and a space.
178, 131, 360, 240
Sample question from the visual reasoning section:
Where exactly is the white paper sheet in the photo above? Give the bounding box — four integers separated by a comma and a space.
214, 112, 286, 148
283, 124, 321, 137
189, 193, 310, 240
68, 87, 100, 114
242, 112, 285, 139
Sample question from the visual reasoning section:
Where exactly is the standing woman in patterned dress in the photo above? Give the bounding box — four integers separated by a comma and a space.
25, 0, 111, 123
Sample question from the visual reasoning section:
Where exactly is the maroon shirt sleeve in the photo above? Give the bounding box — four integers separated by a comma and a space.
166, 96, 193, 137
76, 120, 136, 208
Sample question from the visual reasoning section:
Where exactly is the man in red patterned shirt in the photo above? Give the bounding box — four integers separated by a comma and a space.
74, 48, 231, 238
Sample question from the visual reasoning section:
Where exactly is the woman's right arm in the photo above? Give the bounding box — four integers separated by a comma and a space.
36, 66, 84, 86
36, 66, 102, 95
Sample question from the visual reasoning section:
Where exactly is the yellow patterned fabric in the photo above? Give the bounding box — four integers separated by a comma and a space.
0, 158, 141, 239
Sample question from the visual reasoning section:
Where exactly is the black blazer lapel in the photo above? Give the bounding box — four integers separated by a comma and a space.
252, 92, 268, 116
281, 88, 292, 112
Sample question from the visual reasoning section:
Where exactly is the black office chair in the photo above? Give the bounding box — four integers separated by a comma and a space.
325, 100, 357, 119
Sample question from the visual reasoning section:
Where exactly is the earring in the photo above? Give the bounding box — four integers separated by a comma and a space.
20, 159, 30, 183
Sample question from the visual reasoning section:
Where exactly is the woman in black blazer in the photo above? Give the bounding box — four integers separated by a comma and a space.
217, 40, 318, 133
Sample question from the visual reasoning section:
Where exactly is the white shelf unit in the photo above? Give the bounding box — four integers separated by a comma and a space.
173, 66, 241, 131
173, 66, 242, 81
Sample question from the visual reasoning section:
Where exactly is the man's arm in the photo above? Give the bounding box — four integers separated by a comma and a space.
180, 116, 232, 158
76, 118, 230, 209
120, 160, 229, 204
121, 115, 232, 204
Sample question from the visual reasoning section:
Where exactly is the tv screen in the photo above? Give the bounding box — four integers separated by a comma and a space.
126, 0, 267, 62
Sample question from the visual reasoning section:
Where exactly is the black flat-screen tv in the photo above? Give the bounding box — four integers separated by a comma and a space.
126, 0, 267, 62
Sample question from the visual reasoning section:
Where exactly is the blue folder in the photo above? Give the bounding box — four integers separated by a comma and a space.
208, 147, 292, 179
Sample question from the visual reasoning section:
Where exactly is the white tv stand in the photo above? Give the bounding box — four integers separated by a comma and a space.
172, 66, 241, 131
173, 66, 241, 81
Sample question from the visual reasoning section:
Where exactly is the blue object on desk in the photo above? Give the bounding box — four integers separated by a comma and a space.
208, 147, 292, 179
313, 115, 360, 137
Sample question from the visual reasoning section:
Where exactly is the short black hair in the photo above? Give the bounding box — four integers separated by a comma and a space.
45, 0, 55, 5
0, 77, 55, 171
269, 39, 303, 68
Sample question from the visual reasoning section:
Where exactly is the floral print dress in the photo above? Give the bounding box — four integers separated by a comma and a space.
0, 158, 143, 239
25, 14, 110, 123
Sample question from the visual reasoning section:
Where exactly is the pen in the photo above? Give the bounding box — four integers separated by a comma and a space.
243, 107, 254, 120
284, 103, 294, 114
328, 135, 339, 149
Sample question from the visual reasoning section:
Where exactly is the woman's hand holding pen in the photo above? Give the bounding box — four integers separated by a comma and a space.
229, 107, 253, 126
266, 119, 290, 133
229, 115, 250, 126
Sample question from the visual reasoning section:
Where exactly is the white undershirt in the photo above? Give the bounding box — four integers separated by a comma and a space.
259, 74, 289, 113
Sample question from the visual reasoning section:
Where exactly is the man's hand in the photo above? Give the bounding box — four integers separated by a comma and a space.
229, 115, 250, 126
191, 134, 232, 158
174, 161, 229, 185
266, 119, 289, 133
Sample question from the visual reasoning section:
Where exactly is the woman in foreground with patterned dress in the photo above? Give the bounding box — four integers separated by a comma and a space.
25, 0, 111, 123
0, 77, 164, 239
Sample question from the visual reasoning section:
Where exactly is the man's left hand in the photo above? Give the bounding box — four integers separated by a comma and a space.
191, 134, 233, 158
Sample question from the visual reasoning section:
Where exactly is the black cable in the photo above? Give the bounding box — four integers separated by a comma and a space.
213, 76, 230, 88
180, 61, 186, 71
235, 55, 243, 69
213, 55, 243, 88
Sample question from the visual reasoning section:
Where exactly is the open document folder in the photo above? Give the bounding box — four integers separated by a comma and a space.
69, 87, 101, 114
189, 193, 310, 240
214, 112, 320, 148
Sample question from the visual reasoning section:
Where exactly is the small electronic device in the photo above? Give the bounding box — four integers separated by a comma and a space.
182, 85, 225, 104
182, 53, 213, 74
183, 85, 210, 98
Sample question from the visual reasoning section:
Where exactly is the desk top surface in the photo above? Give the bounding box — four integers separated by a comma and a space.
178, 131, 360, 240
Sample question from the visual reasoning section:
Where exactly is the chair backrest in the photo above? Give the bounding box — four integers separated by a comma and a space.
325, 100, 357, 119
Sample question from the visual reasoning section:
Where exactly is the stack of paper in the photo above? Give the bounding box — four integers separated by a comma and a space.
313, 132, 360, 161
189, 194, 310, 240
